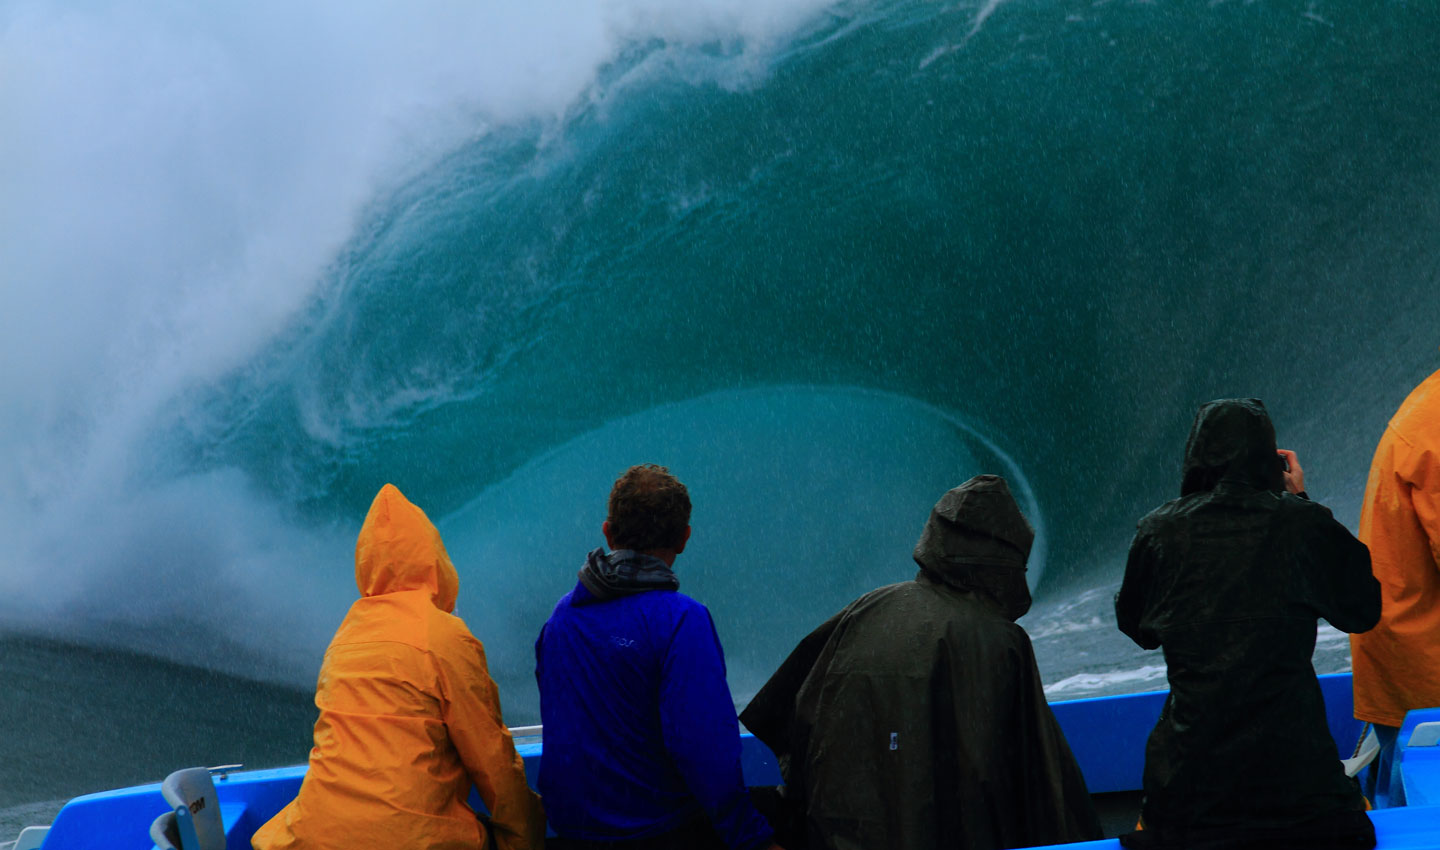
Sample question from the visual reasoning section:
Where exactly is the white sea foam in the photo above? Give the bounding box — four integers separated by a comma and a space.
1038, 623, 1358, 700
1044, 664, 1169, 698
1022, 584, 1115, 636
0, 0, 841, 676
1027, 615, 1107, 640
966, 0, 1012, 40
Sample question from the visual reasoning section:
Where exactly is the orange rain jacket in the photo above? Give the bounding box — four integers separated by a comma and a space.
1352, 369, 1440, 728
253, 484, 545, 850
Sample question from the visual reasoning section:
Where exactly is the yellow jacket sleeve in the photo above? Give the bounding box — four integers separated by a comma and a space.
1352, 373, 1440, 727
1404, 443, 1440, 569
438, 633, 546, 850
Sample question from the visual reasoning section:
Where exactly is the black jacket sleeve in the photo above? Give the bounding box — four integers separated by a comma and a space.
1116, 523, 1162, 650
1296, 501, 1381, 634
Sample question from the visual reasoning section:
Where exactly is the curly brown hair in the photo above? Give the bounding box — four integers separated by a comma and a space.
606, 464, 691, 551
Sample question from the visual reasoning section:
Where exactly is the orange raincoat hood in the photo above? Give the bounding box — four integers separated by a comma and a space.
355, 483, 459, 612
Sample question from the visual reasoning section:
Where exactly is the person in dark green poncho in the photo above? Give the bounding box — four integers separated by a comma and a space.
741, 475, 1102, 850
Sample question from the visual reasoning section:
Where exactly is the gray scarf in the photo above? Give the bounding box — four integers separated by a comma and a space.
577, 548, 680, 602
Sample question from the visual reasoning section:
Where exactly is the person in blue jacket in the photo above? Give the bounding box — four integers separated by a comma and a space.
535, 464, 783, 850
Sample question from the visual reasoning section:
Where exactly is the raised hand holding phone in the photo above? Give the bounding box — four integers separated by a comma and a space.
1277, 449, 1305, 495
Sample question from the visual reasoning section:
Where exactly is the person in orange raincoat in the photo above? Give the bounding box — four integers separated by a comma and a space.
1352, 368, 1440, 807
253, 483, 545, 850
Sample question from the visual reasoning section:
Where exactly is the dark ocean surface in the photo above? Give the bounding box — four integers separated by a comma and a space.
2, 0, 1438, 825
0, 634, 313, 836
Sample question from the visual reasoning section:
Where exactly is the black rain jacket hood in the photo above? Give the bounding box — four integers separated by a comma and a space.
913, 474, 1034, 621
1180, 398, 1285, 496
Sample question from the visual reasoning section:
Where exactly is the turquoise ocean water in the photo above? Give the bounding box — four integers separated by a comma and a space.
2, 0, 1438, 810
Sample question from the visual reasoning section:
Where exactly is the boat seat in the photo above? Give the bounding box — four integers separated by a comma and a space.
1397, 714, 1440, 808
1409, 722, 1440, 748
149, 767, 226, 850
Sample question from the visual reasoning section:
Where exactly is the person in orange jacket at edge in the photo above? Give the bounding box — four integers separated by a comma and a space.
1351, 367, 1440, 807
252, 483, 545, 850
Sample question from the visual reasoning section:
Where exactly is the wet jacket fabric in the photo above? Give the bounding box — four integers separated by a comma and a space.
1351, 370, 1440, 728
535, 549, 774, 850
1115, 399, 1380, 846
741, 475, 1102, 850
253, 484, 544, 850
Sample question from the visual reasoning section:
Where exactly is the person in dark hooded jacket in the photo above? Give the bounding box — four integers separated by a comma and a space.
1115, 398, 1381, 850
741, 474, 1102, 850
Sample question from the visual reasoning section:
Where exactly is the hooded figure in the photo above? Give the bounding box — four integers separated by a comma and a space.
253, 484, 545, 850
1115, 399, 1380, 850
741, 475, 1102, 850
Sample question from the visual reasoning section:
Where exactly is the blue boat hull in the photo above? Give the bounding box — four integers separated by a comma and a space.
32, 673, 1440, 850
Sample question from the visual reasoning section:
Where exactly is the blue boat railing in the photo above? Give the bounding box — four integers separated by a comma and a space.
25, 672, 1440, 850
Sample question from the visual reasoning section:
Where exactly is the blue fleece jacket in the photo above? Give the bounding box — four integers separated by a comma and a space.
535, 575, 773, 850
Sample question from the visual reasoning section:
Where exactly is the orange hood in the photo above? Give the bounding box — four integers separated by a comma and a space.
354, 484, 459, 612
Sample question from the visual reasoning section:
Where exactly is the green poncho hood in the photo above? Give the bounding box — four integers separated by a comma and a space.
912, 474, 1034, 620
